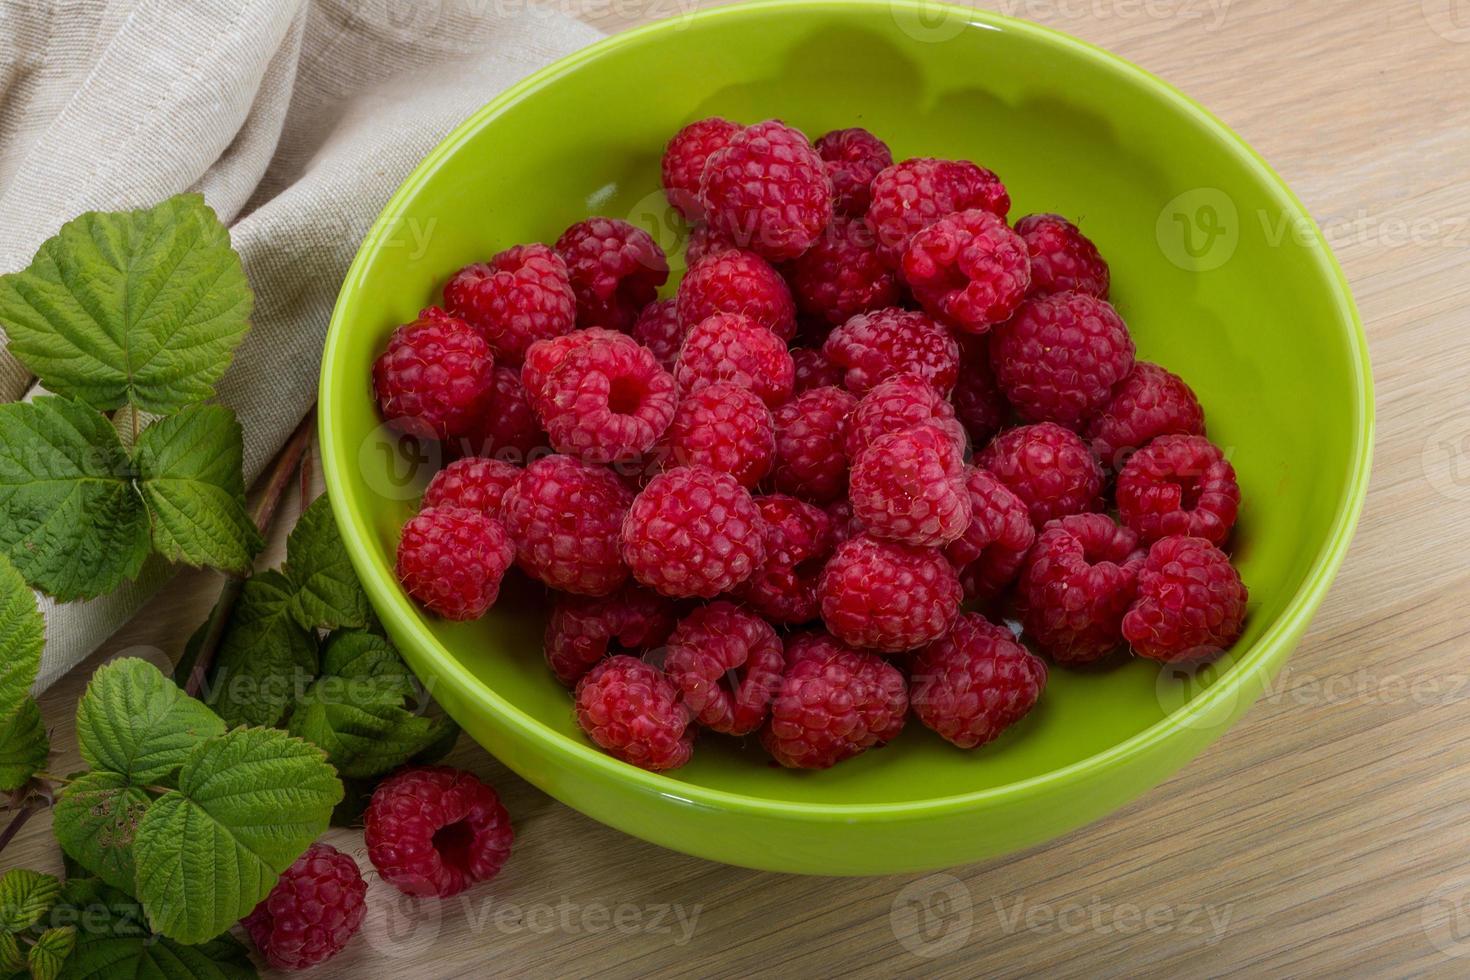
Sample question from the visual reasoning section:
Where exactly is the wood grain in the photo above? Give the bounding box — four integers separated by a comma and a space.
10, 1, 1470, 975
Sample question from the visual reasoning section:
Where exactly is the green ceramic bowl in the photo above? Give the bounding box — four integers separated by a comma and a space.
321, 0, 1372, 874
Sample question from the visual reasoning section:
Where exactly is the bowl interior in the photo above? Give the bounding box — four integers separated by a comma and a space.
323, 2, 1367, 808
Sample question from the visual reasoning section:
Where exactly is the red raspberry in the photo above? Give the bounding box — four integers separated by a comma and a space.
845, 372, 966, 460
423, 456, 520, 516
699, 119, 832, 261
952, 336, 1010, 449
741, 494, 833, 624
442, 244, 577, 364
815, 127, 893, 217
769, 385, 857, 503
784, 216, 900, 326
823, 307, 959, 395
760, 634, 908, 769
791, 346, 843, 393
1116, 434, 1239, 546
990, 291, 1135, 429
544, 585, 675, 686
1086, 361, 1206, 469
630, 298, 683, 370
575, 655, 692, 770
501, 454, 632, 595
867, 158, 1010, 265
662, 116, 741, 221
944, 468, 1035, 601
396, 507, 513, 620
456, 365, 548, 463
819, 534, 962, 653
1123, 536, 1248, 662
662, 382, 774, 488
364, 766, 514, 898
621, 465, 766, 598
373, 307, 495, 440
1016, 513, 1144, 664
663, 602, 785, 735
824, 497, 862, 549
521, 328, 635, 419
675, 313, 795, 408
684, 222, 738, 266
537, 334, 676, 462
903, 209, 1031, 333
910, 614, 1046, 749
555, 218, 669, 332
978, 422, 1103, 528
849, 423, 971, 548
243, 843, 366, 971
1015, 213, 1110, 299
676, 249, 797, 341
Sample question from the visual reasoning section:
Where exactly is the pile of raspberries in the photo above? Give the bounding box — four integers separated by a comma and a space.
374, 117, 1248, 775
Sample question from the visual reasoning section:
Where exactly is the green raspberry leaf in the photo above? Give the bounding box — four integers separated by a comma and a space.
202, 571, 318, 727
52, 772, 151, 894
60, 932, 253, 980
28, 926, 75, 980
0, 931, 21, 973
0, 397, 150, 601
0, 552, 44, 725
134, 406, 261, 575
282, 493, 370, 632
0, 869, 60, 934
0, 697, 48, 792
0, 194, 252, 414
131, 727, 341, 944
75, 659, 224, 783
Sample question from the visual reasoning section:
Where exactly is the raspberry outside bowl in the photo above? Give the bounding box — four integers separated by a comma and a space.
321, 0, 1372, 874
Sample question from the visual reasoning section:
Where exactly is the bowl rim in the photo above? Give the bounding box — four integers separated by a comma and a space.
321, 0, 1374, 821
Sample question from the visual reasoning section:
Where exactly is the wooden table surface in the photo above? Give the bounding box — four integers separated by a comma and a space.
11, 0, 1470, 976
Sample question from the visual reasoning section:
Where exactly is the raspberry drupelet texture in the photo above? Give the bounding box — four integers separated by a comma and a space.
373, 307, 496, 441
791, 346, 844, 393
457, 365, 548, 463
543, 585, 676, 686
978, 422, 1104, 528
1085, 361, 1206, 470
825, 497, 862, 549
554, 218, 670, 332
989, 290, 1136, 429
538, 334, 677, 462
364, 766, 514, 898
662, 381, 775, 488
661, 116, 741, 221
575, 655, 693, 770
866, 157, 1011, 265
698, 119, 833, 261
849, 423, 972, 548
442, 244, 577, 364
784, 215, 901, 326
675, 312, 796, 408
395, 507, 513, 620
676, 249, 797, 341
944, 467, 1036, 602
663, 601, 785, 735
501, 454, 633, 595
818, 534, 963, 653
621, 465, 766, 598
684, 222, 739, 266
521, 327, 635, 416
423, 456, 521, 517
1015, 213, 1111, 299
769, 385, 858, 503
910, 614, 1047, 749
823, 307, 961, 395
1016, 513, 1144, 664
741, 493, 834, 624
1116, 434, 1240, 546
903, 209, 1032, 334
630, 298, 684, 371
760, 633, 908, 769
242, 843, 366, 971
815, 127, 894, 217
951, 336, 1010, 450
845, 372, 967, 461
1123, 535, 1248, 662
